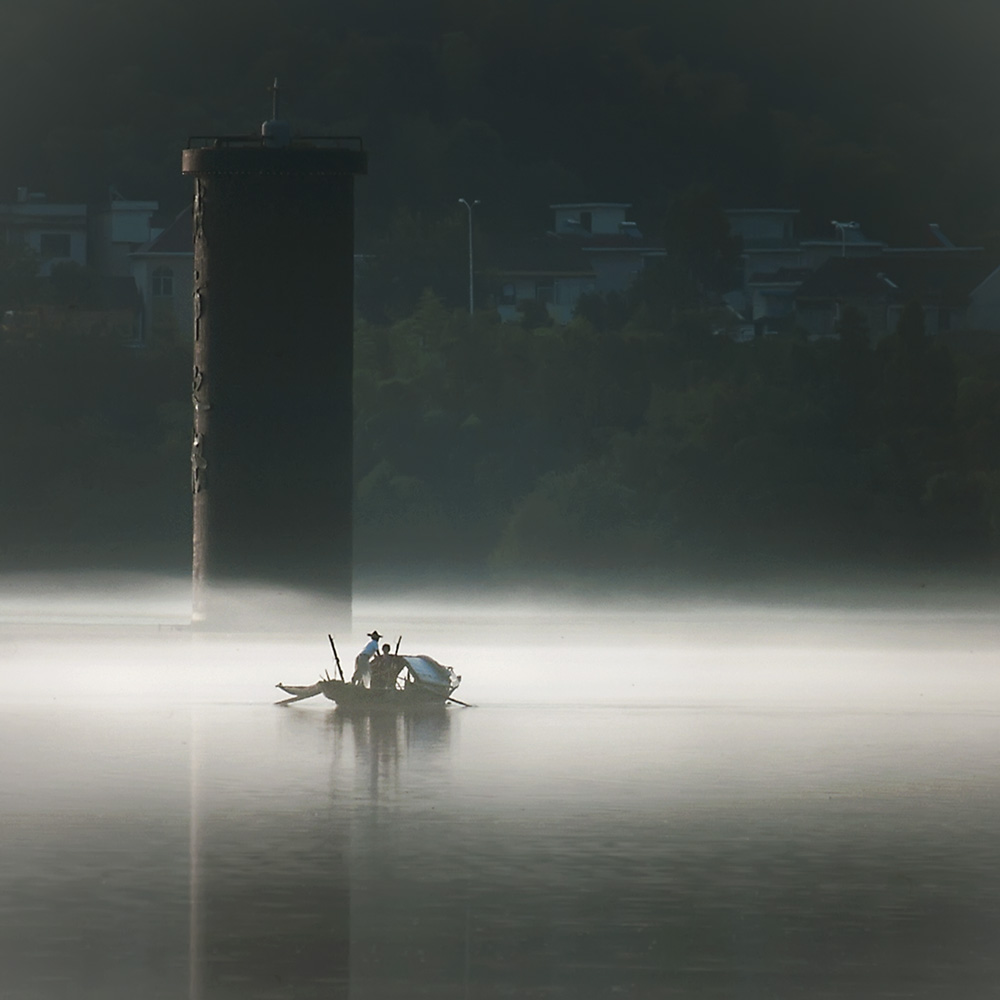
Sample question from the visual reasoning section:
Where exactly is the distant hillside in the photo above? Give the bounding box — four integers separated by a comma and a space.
1, 0, 998, 251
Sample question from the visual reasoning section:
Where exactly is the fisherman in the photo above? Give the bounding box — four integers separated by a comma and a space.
370, 642, 405, 691
351, 630, 382, 686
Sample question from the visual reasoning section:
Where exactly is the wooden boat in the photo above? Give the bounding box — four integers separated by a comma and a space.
277, 642, 466, 710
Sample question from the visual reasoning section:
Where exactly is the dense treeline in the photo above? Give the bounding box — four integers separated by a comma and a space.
5, 2, 1000, 580
0, 327, 191, 570
352, 293, 1000, 581
3, 290, 1000, 579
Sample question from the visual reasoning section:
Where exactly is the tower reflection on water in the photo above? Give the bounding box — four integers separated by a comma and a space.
188, 705, 455, 1000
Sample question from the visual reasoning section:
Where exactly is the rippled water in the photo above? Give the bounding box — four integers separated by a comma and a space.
2, 587, 999, 998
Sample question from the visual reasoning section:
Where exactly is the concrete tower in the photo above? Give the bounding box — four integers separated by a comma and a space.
182, 92, 366, 627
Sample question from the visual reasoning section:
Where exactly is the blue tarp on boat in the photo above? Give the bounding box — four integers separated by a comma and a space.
402, 655, 458, 692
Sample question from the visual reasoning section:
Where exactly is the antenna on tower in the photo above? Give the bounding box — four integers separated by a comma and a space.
261, 77, 290, 148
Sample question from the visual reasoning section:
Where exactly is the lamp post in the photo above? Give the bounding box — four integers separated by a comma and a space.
831, 220, 860, 258
458, 197, 479, 315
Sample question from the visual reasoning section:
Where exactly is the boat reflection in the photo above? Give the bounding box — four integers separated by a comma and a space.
326, 706, 455, 799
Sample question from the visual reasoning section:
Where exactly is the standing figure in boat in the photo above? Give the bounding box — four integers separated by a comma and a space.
370, 643, 406, 691
352, 630, 382, 687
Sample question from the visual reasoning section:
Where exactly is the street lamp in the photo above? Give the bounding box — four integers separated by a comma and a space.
831, 220, 860, 258
459, 197, 480, 315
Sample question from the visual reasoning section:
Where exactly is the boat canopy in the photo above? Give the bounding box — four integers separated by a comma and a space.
403, 655, 458, 692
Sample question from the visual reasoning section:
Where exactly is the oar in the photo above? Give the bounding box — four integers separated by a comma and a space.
394, 635, 402, 654
328, 635, 345, 681
446, 696, 474, 708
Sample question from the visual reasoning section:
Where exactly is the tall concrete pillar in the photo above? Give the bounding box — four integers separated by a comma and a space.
182, 121, 366, 627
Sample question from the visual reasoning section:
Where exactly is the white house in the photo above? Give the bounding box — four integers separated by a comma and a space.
0, 184, 199, 345
794, 252, 1000, 338
90, 193, 161, 278
0, 188, 88, 276
551, 202, 636, 237
129, 207, 193, 343
496, 203, 664, 324
964, 265, 1000, 331
726, 209, 900, 330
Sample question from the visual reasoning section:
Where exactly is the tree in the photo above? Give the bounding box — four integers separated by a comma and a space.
0, 242, 39, 315
834, 304, 874, 441
48, 261, 104, 308
894, 299, 926, 359
355, 207, 468, 323
658, 183, 743, 310
516, 297, 552, 330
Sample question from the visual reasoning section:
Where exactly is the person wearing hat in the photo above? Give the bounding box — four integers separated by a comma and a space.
351, 630, 383, 686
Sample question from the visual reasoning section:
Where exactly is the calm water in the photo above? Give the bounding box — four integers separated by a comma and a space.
2, 584, 1000, 998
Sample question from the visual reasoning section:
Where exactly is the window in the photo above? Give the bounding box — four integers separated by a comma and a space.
151, 266, 174, 297
579, 211, 592, 233
535, 281, 554, 304
500, 283, 516, 305
39, 233, 71, 258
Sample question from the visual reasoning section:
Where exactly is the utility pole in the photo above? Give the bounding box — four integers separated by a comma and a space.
458, 197, 479, 315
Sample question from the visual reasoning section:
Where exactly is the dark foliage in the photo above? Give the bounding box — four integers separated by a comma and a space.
0, 327, 190, 570
3, 1, 1000, 580
351, 295, 1000, 582
4, 296, 999, 581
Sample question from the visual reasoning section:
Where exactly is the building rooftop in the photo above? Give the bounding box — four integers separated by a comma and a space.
549, 202, 631, 210
725, 208, 799, 215
133, 207, 192, 255
494, 235, 595, 276
796, 253, 999, 305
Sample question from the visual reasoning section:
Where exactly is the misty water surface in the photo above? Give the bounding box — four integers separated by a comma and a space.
1, 574, 999, 998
